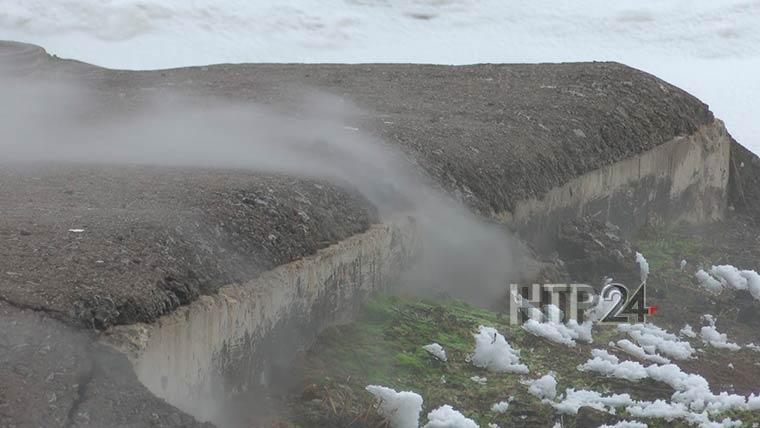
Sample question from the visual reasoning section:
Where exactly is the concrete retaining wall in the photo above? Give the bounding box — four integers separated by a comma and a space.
499, 120, 731, 250
102, 219, 418, 422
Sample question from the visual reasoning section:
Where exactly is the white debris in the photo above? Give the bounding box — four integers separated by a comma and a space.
728, 363, 734, 369
695, 269, 724, 294
616, 339, 671, 364
709, 265, 748, 290
527, 373, 557, 400
68, 228, 85, 233
635, 252, 650, 283
490, 401, 510, 413
423, 343, 447, 361
423, 405, 478, 428
618, 323, 695, 360
470, 375, 487, 385
471, 326, 529, 373
487, 424, 500, 428
365, 385, 423, 428
679, 324, 697, 338
600, 421, 648, 428
680, 259, 688, 271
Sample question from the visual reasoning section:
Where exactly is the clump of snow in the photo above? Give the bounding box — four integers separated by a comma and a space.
578, 349, 648, 381
551, 388, 635, 414
679, 324, 697, 338
470, 326, 529, 373
600, 421, 648, 428
470, 375, 487, 385
616, 339, 670, 364
739, 269, 760, 300
521, 305, 593, 347
699, 316, 741, 350
709, 265, 748, 290
680, 259, 688, 271
423, 343, 447, 361
695, 269, 724, 294
618, 323, 695, 360
635, 252, 649, 283
527, 373, 557, 400
423, 405, 478, 428
365, 385, 423, 428
490, 401, 510, 413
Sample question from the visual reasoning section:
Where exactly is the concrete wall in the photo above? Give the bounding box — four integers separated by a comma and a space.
102, 219, 418, 422
499, 120, 731, 250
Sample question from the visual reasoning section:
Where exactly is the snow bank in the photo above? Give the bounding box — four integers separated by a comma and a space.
578, 349, 648, 381
527, 373, 557, 400
423, 405, 478, 428
365, 385, 423, 428
470, 326, 529, 374
423, 343, 447, 361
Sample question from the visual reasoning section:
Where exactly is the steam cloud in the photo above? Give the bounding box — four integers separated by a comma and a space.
0, 74, 530, 306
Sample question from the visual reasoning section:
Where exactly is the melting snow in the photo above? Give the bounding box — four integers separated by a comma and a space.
423, 343, 447, 361
526, 373, 557, 400
470, 326, 529, 373
423, 405, 478, 428
490, 401, 510, 413
699, 316, 741, 351
617, 323, 695, 360
365, 385, 423, 428
635, 252, 649, 284
695, 269, 724, 294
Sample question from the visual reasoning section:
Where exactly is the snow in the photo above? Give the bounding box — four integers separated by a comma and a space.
617, 323, 695, 360
578, 349, 648, 382
423, 343, 447, 362
470, 326, 529, 374
709, 265, 748, 291
469, 375, 487, 385
551, 388, 634, 414
700, 326, 741, 351
600, 421, 648, 428
615, 339, 670, 365
695, 270, 724, 294
635, 252, 649, 284
680, 324, 697, 338
522, 305, 593, 347
490, 401, 509, 413
527, 373, 557, 400
2, 1, 759, 154
423, 405, 478, 428
68, 228, 85, 233
365, 385, 423, 428
739, 270, 760, 301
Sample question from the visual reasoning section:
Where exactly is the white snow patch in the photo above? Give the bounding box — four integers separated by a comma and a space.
635, 252, 649, 283
365, 385, 423, 428
616, 339, 670, 364
551, 388, 634, 414
700, 325, 741, 350
469, 375, 487, 385
695, 270, 724, 294
527, 373, 557, 400
423, 343, 447, 361
490, 401, 509, 413
618, 323, 695, 360
521, 305, 593, 347
739, 270, 760, 300
423, 405, 478, 428
680, 324, 697, 338
600, 421, 648, 428
709, 265, 748, 291
470, 326, 528, 374
68, 228, 85, 233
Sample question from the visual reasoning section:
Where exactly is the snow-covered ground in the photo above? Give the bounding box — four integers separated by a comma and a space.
1, 1, 758, 153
